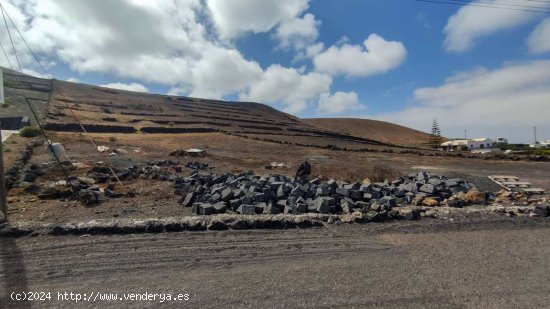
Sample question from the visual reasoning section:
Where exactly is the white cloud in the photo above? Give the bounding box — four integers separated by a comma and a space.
528, 17, 550, 54
375, 60, 550, 143
240, 64, 332, 114
101, 82, 148, 92
188, 47, 263, 98
293, 42, 324, 62
275, 13, 320, 50
1, 0, 328, 103
317, 91, 365, 115
66, 77, 80, 83
313, 34, 407, 78
206, 0, 309, 39
443, 0, 549, 53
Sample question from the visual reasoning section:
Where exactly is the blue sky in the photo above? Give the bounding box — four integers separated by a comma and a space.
1, 0, 549, 142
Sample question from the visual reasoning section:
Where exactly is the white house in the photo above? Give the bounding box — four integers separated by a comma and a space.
495, 137, 508, 144
530, 140, 550, 149
441, 137, 493, 152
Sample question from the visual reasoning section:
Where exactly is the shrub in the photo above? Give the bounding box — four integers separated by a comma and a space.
2, 144, 10, 152
109, 136, 117, 142
1, 103, 10, 108
19, 126, 42, 138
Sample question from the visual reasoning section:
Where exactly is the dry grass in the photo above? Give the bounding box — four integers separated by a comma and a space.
317, 163, 401, 183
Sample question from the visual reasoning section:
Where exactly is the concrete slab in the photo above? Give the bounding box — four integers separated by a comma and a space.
1, 130, 18, 142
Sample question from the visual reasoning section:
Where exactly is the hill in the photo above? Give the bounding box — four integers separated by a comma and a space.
1, 68, 429, 149
304, 118, 432, 147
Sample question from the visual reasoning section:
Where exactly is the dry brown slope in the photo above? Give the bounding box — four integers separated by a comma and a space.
304, 118, 432, 147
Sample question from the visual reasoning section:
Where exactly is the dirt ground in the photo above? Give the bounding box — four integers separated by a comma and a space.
2, 216, 550, 308
4, 132, 549, 224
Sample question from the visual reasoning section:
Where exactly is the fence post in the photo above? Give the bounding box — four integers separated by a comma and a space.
0, 121, 7, 222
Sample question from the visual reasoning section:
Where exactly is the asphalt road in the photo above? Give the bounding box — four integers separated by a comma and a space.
2, 218, 550, 308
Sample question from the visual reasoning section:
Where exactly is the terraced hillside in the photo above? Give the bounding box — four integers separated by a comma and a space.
1, 69, 428, 150
304, 118, 433, 147
0, 69, 51, 125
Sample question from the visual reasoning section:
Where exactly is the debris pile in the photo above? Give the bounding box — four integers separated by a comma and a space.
174, 170, 481, 216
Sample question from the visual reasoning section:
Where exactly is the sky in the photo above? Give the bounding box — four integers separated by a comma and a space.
0, 0, 549, 143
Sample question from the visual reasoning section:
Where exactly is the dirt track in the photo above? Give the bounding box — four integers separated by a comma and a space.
2, 217, 550, 308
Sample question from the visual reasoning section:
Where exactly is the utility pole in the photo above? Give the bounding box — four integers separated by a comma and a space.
0, 68, 6, 222
464, 130, 467, 139
0, 122, 7, 222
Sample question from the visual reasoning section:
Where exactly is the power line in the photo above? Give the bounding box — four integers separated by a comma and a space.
447, 0, 550, 10
415, 0, 550, 13
0, 1, 125, 189
0, 39, 12, 70
25, 98, 69, 178
0, 4, 21, 71
0, 3, 47, 75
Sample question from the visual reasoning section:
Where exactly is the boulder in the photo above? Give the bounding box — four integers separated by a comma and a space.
296, 161, 312, 178
422, 197, 440, 207
532, 204, 549, 217
340, 198, 356, 213
419, 184, 436, 195
464, 190, 486, 204
199, 203, 215, 215
445, 197, 469, 208
181, 192, 196, 207
412, 193, 426, 206
221, 187, 234, 202
237, 204, 256, 215
213, 202, 227, 214
77, 190, 103, 205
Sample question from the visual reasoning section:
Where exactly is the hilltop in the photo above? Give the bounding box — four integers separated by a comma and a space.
304, 118, 432, 147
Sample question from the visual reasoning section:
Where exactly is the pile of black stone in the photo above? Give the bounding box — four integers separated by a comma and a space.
185, 161, 209, 170
4, 140, 40, 190
175, 171, 476, 216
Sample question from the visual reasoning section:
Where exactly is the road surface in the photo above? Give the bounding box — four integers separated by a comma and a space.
2, 217, 550, 308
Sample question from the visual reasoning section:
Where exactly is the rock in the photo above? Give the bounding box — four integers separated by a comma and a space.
199, 203, 215, 215
78, 176, 96, 185
313, 197, 331, 214
464, 190, 486, 204
532, 204, 549, 217
213, 202, 227, 214
445, 197, 469, 208
237, 204, 256, 215
419, 184, 436, 195
78, 190, 100, 205
263, 203, 281, 214
412, 193, 426, 206
365, 211, 388, 222
296, 161, 311, 178
417, 171, 429, 182
22, 171, 37, 182
336, 187, 349, 197
340, 198, 356, 213
379, 196, 397, 208
399, 208, 420, 220
229, 199, 242, 211
38, 187, 61, 200
181, 192, 196, 207
422, 197, 440, 207
221, 187, 234, 202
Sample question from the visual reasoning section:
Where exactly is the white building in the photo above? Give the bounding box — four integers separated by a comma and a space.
495, 137, 508, 144
441, 137, 493, 152
530, 140, 550, 149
